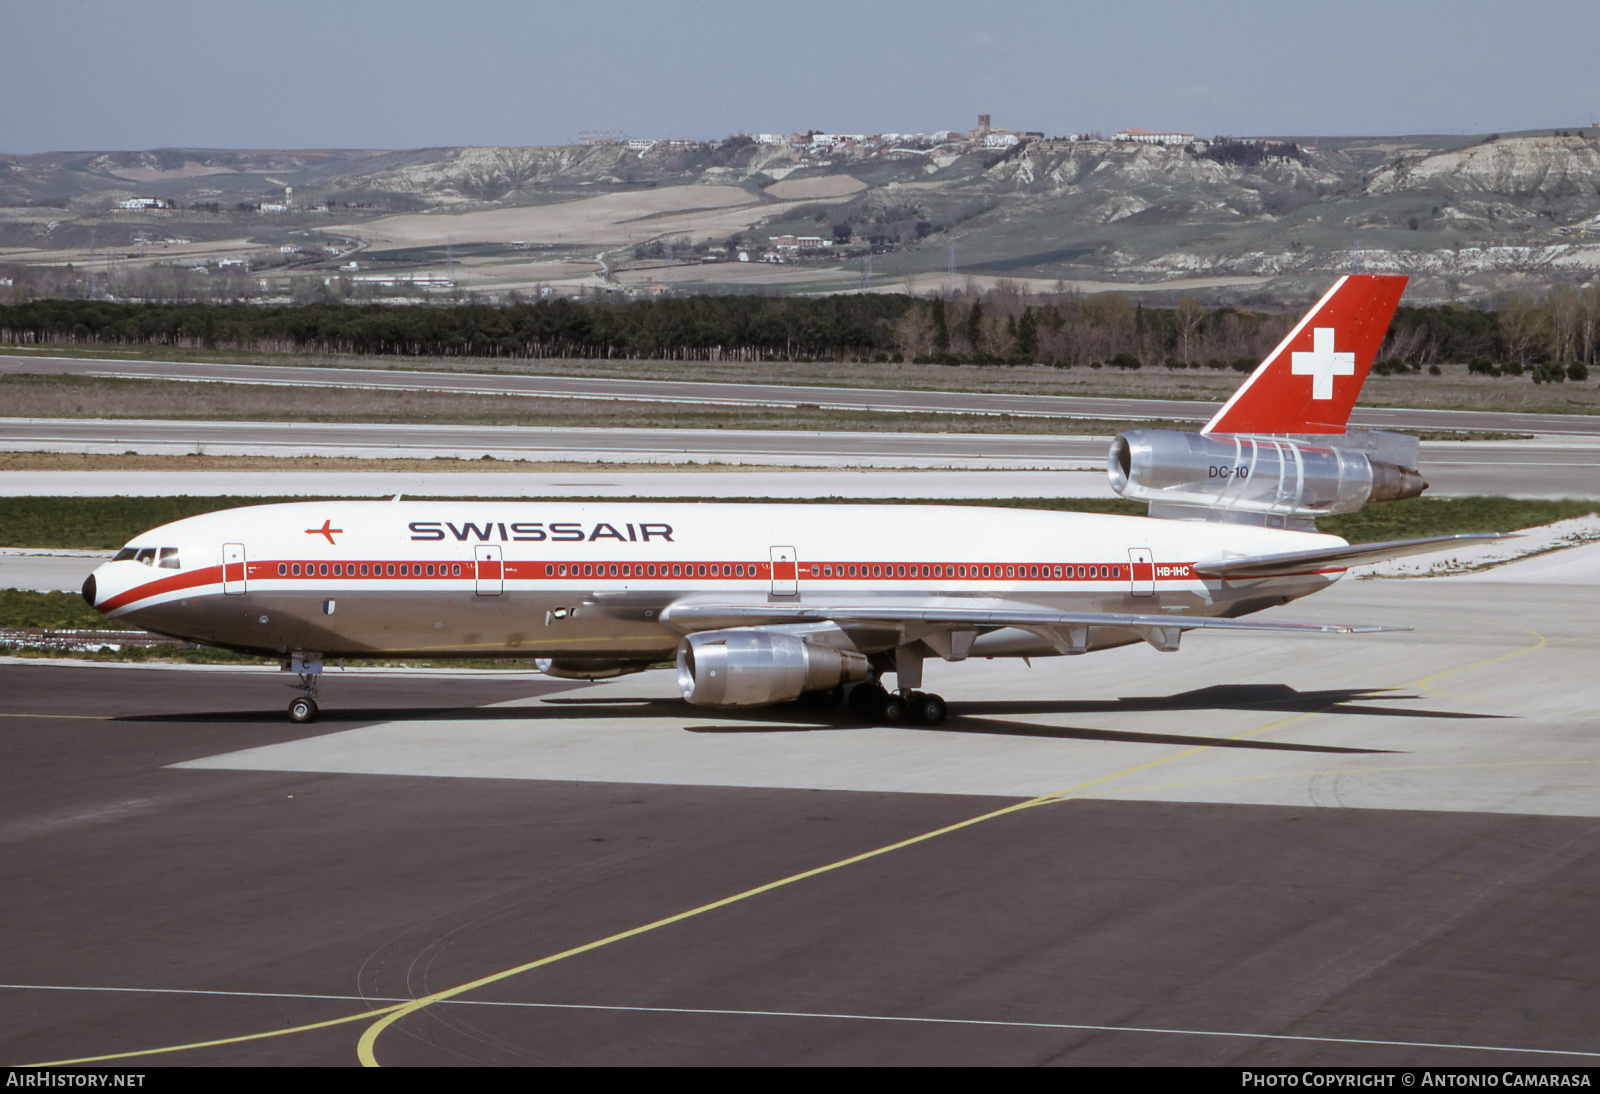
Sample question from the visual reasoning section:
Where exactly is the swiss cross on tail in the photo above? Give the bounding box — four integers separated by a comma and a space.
1203, 274, 1408, 435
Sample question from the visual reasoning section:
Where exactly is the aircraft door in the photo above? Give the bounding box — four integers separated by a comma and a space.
475, 544, 503, 596
1128, 547, 1154, 597
223, 543, 247, 595
769, 546, 797, 597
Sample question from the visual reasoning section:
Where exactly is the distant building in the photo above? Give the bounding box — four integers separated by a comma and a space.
349, 273, 455, 288
117, 196, 168, 210
768, 234, 831, 255
1113, 129, 1195, 146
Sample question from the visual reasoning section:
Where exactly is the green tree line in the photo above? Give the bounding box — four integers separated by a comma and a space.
3, 285, 1597, 371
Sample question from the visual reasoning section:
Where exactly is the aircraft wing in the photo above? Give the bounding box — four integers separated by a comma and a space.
1191, 533, 1516, 579
657, 599, 1403, 655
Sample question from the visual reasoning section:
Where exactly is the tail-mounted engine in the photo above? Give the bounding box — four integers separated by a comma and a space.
1109, 429, 1426, 528
677, 629, 870, 707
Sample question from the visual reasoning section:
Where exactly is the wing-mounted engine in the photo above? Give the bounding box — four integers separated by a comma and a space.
1109, 429, 1426, 529
676, 629, 870, 707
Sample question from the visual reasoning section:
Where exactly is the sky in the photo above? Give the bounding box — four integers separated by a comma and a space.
2, 0, 1597, 153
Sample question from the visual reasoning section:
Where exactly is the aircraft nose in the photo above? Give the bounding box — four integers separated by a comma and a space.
82, 573, 97, 609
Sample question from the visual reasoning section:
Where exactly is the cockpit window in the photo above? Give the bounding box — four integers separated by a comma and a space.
118, 546, 180, 568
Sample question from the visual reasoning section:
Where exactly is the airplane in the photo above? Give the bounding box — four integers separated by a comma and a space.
81, 273, 1503, 725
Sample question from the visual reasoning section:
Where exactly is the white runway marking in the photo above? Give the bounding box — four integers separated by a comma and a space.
6, 984, 1594, 1059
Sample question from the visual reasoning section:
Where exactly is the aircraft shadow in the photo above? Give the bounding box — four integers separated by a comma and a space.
686, 716, 1398, 755
949, 684, 1501, 721
115, 684, 1487, 758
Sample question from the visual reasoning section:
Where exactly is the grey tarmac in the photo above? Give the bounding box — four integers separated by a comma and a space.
2, 553, 1598, 1066
7, 352, 1600, 435
2, 419, 1597, 498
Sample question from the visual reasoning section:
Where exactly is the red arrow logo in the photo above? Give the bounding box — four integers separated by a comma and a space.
305, 519, 343, 545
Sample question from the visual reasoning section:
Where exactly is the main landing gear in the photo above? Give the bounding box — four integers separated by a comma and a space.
285, 653, 322, 723
846, 682, 948, 726
838, 645, 948, 726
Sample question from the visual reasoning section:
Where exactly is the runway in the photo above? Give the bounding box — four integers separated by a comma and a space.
9, 353, 1600, 437
3, 553, 1598, 1066
3, 419, 1598, 499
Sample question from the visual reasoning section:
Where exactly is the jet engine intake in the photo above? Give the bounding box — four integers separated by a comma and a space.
677, 629, 869, 707
1109, 429, 1425, 525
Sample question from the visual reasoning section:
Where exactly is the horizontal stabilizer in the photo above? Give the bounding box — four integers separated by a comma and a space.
1192, 533, 1516, 579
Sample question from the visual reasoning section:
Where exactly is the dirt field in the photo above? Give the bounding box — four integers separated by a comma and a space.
110, 162, 239, 182
892, 271, 1280, 297
335, 185, 763, 249
611, 262, 851, 288
5, 237, 267, 269
334, 183, 864, 254
764, 175, 868, 199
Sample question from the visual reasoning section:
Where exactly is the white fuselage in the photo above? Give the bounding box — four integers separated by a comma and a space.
86, 500, 1347, 664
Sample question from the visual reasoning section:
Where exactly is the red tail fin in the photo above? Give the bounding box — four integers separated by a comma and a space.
1202, 274, 1408, 435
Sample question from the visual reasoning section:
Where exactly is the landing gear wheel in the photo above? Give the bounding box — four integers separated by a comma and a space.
288, 697, 318, 724
848, 682, 887, 720
877, 692, 907, 725
913, 692, 948, 726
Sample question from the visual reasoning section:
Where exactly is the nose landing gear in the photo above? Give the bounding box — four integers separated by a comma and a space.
285, 652, 322, 723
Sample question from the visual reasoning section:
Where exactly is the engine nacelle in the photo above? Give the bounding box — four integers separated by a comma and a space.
676, 629, 870, 708
535, 658, 652, 680
1109, 429, 1425, 525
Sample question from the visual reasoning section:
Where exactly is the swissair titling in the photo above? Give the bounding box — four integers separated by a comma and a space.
84, 274, 1501, 725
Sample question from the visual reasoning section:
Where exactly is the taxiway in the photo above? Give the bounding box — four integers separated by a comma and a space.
3, 552, 1597, 1066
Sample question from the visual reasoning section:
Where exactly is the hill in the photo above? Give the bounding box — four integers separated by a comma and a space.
2, 130, 1597, 304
